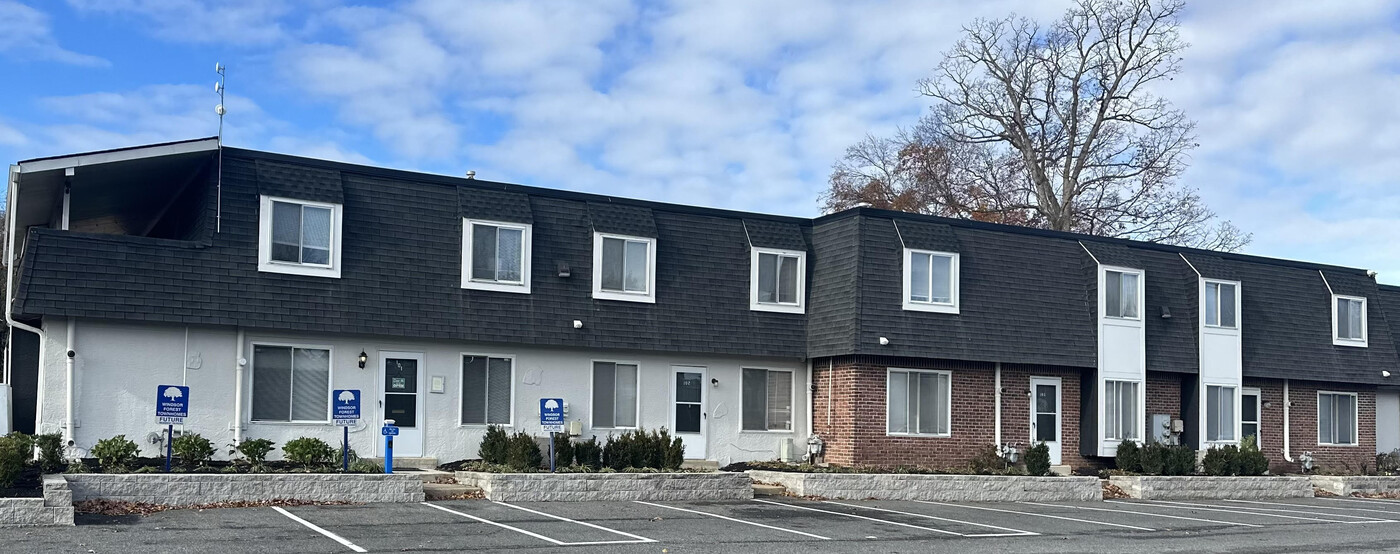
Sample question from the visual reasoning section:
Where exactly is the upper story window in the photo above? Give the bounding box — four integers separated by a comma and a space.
1204, 280, 1239, 329
1334, 295, 1367, 347
1103, 269, 1140, 319
258, 196, 342, 278
903, 249, 959, 314
462, 219, 531, 294
593, 233, 656, 303
750, 248, 805, 313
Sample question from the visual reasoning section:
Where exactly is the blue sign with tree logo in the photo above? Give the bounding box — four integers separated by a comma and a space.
156, 385, 189, 424
333, 389, 360, 426
540, 398, 564, 433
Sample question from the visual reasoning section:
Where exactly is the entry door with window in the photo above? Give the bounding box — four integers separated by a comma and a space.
671, 366, 706, 459
1241, 388, 1261, 446
381, 352, 424, 457
1030, 377, 1062, 465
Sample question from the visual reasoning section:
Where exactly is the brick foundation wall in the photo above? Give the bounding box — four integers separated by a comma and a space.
812, 356, 1096, 470
1247, 378, 1377, 473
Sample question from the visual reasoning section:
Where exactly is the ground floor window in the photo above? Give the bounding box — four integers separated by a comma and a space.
251, 344, 330, 422
461, 355, 513, 425
592, 361, 638, 428
1241, 388, 1261, 444
1318, 391, 1358, 446
1104, 380, 1140, 441
887, 369, 951, 436
742, 368, 793, 431
1206, 385, 1237, 442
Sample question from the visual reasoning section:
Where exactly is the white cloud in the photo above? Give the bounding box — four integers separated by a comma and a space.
0, 120, 24, 147
64, 0, 307, 45
0, 1, 106, 66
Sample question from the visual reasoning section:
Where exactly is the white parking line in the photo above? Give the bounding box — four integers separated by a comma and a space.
752, 499, 963, 536
271, 506, 368, 553
1024, 502, 1262, 528
1131, 500, 1353, 523
1294, 498, 1400, 515
822, 500, 1038, 537
494, 501, 658, 543
421, 502, 655, 546
914, 501, 1156, 532
1321, 496, 1400, 507
632, 501, 831, 540
1199, 500, 1396, 522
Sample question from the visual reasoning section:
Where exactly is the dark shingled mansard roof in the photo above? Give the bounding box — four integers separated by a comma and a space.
13, 145, 1400, 384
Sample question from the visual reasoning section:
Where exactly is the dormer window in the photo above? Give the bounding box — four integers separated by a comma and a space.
593, 233, 656, 303
462, 219, 531, 293
1204, 281, 1239, 329
750, 248, 805, 313
1103, 269, 1140, 319
903, 249, 959, 314
258, 195, 342, 278
1334, 295, 1367, 347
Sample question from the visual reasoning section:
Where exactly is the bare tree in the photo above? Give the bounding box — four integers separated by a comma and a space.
822, 0, 1249, 251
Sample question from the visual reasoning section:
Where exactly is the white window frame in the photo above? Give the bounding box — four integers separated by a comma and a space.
461, 219, 532, 294
1101, 267, 1142, 320
901, 249, 960, 314
1103, 379, 1142, 442
248, 341, 334, 424
589, 359, 642, 430
257, 195, 343, 278
592, 233, 657, 303
1318, 391, 1360, 447
457, 353, 516, 427
1332, 295, 1368, 347
740, 367, 796, 433
1204, 384, 1238, 444
749, 248, 806, 314
885, 368, 953, 437
1203, 280, 1241, 330
1241, 386, 1262, 445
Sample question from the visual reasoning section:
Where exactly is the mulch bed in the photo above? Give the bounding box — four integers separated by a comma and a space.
0, 465, 44, 498
1101, 480, 1130, 499
74, 498, 356, 516
71, 457, 373, 474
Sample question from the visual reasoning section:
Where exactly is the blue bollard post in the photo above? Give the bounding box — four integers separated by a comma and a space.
385, 434, 393, 474
342, 426, 349, 473
549, 432, 555, 473
164, 424, 173, 473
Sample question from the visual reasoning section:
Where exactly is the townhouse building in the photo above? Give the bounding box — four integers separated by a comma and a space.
4, 139, 1397, 472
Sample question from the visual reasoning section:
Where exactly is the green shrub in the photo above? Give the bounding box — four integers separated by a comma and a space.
232, 438, 276, 469
1138, 443, 1164, 475
1163, 444, 1197, 476
1115, 440, 1141, 473
1237, 436, 1270, 476
92, 435, 140, 472
552, 434, 574, 469
282, 437, 336, 467
1202, 445, 1239, 476
350, 458, 383, 473
573, 437, 603, 470
172, 433, 216, 470
479, 425, 510, 465
664, 431, 685, 471
0, 434, 28, 487
505, 432, 542, 471
35, 433, 64, 473
600, 429, 686, 471
967, 444, 1005, 474
1025, 442, 1051, 476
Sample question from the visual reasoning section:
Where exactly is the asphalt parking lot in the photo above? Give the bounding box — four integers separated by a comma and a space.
6, 496, 1400, 553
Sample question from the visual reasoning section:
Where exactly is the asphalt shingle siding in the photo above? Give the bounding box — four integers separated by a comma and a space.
743, 219, 806, 251
587, 202, 657, 237
806, 216, 861, 358
460, 187, 533, 224
1380, 285, 1400, 364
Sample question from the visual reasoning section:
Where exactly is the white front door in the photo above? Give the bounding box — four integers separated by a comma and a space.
381, 352, 424, 457
671, 366, 706, 459
1030, 376, 1062, 465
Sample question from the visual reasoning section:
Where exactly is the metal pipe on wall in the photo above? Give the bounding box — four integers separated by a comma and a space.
994, 362, 1002, 446
233, 328, 245, 443
64, 319, 74, 445
6, 166, 47, 436
1283, 379, 1294, 462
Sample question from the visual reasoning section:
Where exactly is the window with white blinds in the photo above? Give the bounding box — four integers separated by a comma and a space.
251, 345, 330, 422
887, 369, 951, 436
461, 355, 513, 425
592, 361, 639, 428
741, 368, 793, 431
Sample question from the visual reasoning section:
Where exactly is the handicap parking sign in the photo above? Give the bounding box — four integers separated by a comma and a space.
333, 389, 360, 426
156, 385, 189, 424
540, 398, 564, 433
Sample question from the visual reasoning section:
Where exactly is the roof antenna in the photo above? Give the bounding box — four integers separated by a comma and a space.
214, 62, 226, 234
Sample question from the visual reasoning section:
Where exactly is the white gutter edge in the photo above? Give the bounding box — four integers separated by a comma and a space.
16, 138, 219, 174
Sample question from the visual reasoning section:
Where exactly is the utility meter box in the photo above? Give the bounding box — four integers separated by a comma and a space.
1150, 413, 1173, 444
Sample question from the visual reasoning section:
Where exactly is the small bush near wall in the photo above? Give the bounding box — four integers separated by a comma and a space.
1116, 441, 1141, 472
282, 438, 336, 467
230, 438, 276, 471
506, 432, 543, 471
35, 433, 64, 474
0, 434, 29, 487
1377, 450, 1400, 475
573, 437, 603, 470
1130, 443, 1196, 476
1025, 443, 1051, 476
552, 434, 574, 469
172, 434, 216, 470
1202, 445, 1240, 476
479, 426, 510, 465
602, 429, 684, 471
91, 435, 140, 473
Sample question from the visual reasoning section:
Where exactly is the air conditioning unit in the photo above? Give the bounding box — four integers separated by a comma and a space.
778, 438, 795, 462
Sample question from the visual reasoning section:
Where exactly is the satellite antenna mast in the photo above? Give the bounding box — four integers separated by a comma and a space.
215, 63, 226, 233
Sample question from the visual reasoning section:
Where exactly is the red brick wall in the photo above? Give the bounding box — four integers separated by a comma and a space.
812, 356, 1096, 470
1146, 371, 1185, 444
1247, 378, 1376, 473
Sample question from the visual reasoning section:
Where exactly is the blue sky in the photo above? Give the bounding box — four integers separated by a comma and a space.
2, 0, 1399, 284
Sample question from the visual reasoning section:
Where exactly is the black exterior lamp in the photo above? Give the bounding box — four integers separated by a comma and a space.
358, 351, 368, 369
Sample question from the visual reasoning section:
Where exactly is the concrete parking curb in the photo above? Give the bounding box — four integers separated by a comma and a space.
1109, 475, 1312, 499
456, 471, 753, 501
64, 473, 425, 505
745, 471, 1101, 502
1310, 476, 1400, 497
0, 474, 74, 526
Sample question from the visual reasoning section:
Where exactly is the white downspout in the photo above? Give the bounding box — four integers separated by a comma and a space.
1283, 379, 1294, 462
804, 359, 813, 437
6, 165, 47, 435
233, 328, 245, 443
994, 362, 1002, 446
825, 359, 833, 429
64, 319, 74, 445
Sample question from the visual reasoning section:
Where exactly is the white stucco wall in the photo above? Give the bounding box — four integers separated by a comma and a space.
36, 318, 808, 466
1378, 391, 1400, 454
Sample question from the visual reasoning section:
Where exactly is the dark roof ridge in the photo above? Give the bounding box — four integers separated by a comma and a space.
828, 207, 1375, 276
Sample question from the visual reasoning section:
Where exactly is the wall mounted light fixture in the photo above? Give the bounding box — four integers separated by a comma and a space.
879, 337, 890, 346
711, 378, 719, 387
358, 351, 368, 369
